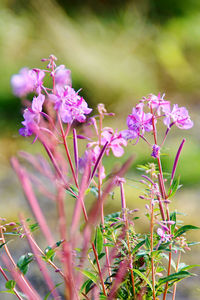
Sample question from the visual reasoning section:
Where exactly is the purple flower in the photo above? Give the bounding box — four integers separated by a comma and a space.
163, 104, 193, 129
54, 65, 72, 87
121, 103, 153, 142
151, 144, 160, 158
101, 127, 127, 157
52, 86, 92, 123
29, 69, 45, 94
11, 68, 34, 97
157, 227, 172, 243
146, 93, 171, 116
19, 94, 45, 137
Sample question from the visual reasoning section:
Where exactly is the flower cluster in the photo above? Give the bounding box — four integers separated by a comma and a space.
11, 55, 92, 136
121, 93, 193, 157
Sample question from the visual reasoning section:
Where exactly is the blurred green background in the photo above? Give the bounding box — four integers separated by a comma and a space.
0, 0, 200, 298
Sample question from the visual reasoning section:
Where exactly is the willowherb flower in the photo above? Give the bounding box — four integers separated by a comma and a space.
157, 227, 172, 244
163, 104, 193, 129
151, 144, 160, 159
19, 94, 45, 137
121, 103, 153, 142
101, 127, 127, 157
11, 68, 34, 97
145, 93, 170, 116
52, 86, 92, 123
54, 65, 72, 87
29, 69, 45, 94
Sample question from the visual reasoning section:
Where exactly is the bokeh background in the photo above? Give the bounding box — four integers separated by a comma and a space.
0, 0, 200, 299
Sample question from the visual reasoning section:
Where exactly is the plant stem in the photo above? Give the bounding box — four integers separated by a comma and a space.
150, 200, 156, 300
0, 265, 23, 300
150, 106, 172, 299
91, 242, 107, 296
58, 115, 79, 188
172, 251, 181, 300
119, 181, 136, 298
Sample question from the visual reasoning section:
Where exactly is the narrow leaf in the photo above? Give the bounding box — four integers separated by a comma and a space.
132, 269, 153, 291
157, 270, 193, 287
78, 269, 97, 284
174, 225, 200, 238
95, 226, 103, 256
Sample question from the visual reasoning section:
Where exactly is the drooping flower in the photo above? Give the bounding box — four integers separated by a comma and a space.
52, 86, 92, 124
54, 65, 72, 87
163, 104, 193, 129
11, 68, 34, 97
121, 103, 153, 142
19, 94, 45, 137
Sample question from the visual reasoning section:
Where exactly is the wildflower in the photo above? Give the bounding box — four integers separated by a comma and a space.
29, 69, 45, 94
101, 128, 127, 157
157, 227, 172, 244
54, 65, 72, 87
151, 144, 160, 158
11, 68, 34, 97
145, 93, 170, 116
163, 104, 193, 129
52, 86, 92, 123
121, 103, 153, 142
19, 94, 45, 137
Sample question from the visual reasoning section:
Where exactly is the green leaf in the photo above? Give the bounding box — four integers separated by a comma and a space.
95, 226, 103, 256
17, 253, 34, 275
43, 283, 63, 300
0, 242, 7, 249
178, 264, 200, 272
0, 291, 15, 295
5, 280, 16, 290
132, 269, 153, 291
174, 225, 200, 238
44, 247, 55, 262
132, 239, 145, 254
157, 270, 194, 288
104, 212, 121, 222
78, 269, 97, 284
29, 222, 39, 232
80, 279, 93, 293
145, 236, 151, 250
170, 211, 176, 234
168, 176, 181, 198
66, 185, 79, 199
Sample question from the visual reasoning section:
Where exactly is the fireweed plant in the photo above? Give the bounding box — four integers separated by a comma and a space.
0, 55, 199, 300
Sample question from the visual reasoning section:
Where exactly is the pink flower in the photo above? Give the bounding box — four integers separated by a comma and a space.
121, 103, 153, 142
53, 86, 92, 123
101, 127, 127, 157
145, 93, 170, 116
163, 104, 193, 129
54, 65, 72, 87
29, 69, 45, 94
19, 94, 45, 137
157, 228, 172, 243
11, 68, 34, 97
151, 144, 160, 158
